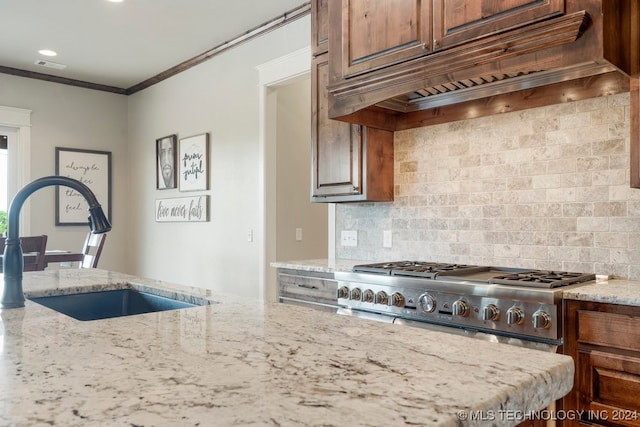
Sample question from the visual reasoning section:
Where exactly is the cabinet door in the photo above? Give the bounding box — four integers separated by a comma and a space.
311, 0, 329, 56
312, 55, 363, 199
577, 349, 640, 426
433, 0, 565, 49
564, 301, 640, 427
335, 0, 433, 78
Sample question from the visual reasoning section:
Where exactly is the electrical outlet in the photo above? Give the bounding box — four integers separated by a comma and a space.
383, 230, 392, 248
341, 230, 358, 247
295, 228, 303, 241
247, 229, 253, 242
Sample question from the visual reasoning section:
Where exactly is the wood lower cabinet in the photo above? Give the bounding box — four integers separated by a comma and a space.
563, 300, 640, 426
311, 54, 394, 202
277, 269, 338, 312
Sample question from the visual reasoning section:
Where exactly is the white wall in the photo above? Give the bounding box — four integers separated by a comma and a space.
127, 16, 311, 298
0, 74, 129, 271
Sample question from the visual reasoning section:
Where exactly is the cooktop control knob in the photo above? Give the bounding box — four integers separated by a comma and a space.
376, 291, 389, 305
391, 292, 405, 307
532, 310, 552, 329
452, 299, 470, 317
507, 307, 525, 325
363, 289, 375, 303
482, 304, 500, 321
337, 286, 349, 299
350, 288, 362, 301
418, 293, 436, 313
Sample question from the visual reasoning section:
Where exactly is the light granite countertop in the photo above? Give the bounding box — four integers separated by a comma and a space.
273, 259, 640, 307
0, 269, 574, 426
562, 278, 640, 306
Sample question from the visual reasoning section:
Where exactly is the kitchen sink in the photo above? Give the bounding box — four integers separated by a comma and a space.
29, 288, 208, 321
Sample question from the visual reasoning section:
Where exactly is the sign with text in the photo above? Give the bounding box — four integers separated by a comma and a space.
155, 196, 209, 222
55, 147, 112, 226
179, 133, 209, 192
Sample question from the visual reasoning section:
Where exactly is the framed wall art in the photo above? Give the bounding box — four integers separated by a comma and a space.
155, 195, 209, 222
55, 147, 112, 226
156, 134, 177, 190
178, 133, 209, 192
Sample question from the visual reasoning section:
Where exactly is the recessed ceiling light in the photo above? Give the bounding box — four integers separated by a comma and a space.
38, 49, 57, 57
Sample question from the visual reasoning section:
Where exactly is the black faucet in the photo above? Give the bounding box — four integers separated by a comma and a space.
1, 176, 112, 309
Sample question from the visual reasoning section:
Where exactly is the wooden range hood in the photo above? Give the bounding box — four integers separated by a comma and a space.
326, 1, 640, 185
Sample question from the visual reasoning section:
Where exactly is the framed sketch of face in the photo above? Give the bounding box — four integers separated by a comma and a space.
156, 134, 177, 190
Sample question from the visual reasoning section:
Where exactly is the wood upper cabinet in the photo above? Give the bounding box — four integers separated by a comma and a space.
336, 0, 434, 78
434, 0, 565, 49
311, 55, 394, 202
563, 300, 640, 426
330, 0, 567, 81
311, 0, 329, 56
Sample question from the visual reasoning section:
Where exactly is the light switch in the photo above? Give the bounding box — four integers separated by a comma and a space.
295, 228, 303, 241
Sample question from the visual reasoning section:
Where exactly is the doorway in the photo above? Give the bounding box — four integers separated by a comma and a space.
0, 106, 32, 236
258, 47, 331, 302
0, 134, 6, 236
274, 78, 328, 263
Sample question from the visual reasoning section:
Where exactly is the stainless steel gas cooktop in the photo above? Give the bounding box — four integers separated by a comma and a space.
337, 261, 597, 345
352, 261, 595, 288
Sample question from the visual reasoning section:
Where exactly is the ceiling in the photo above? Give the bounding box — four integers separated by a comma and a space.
0, 0, 308, 93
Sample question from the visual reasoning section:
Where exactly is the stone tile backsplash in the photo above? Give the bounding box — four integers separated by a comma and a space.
335, 92, 640, 279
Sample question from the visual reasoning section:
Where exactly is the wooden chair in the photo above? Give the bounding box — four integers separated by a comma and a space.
0, 235, 48, 271
79, 232, 106, 269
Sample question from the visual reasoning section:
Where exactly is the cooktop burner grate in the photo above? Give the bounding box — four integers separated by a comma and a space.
353, 261, 486, 279
352, 261, 596, 288
488, 271, 596, 288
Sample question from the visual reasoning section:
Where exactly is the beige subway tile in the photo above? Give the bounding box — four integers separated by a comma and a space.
591, 107, 625, 126
611, 217, 640, 232
563, 203, 594, 217
532, 175, 561, 189
519, 245, 549, 260
576, 96, 609, 112
576, 217, 609, 232
559, 112, 591, 129
594, 201, 627, 216
577, 156, 609, 171
561, 172, 592, 187
546, 187, 576, 202
592, 139, 625, 155
595, 232, 629, 248
548, 217, 577, 232
592, 169, 626, 186
549, 246, 580, 261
